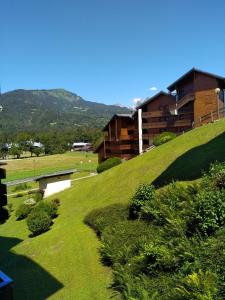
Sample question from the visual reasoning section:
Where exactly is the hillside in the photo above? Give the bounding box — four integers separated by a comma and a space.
1, 119, 225, 299
0, 89, 130, 132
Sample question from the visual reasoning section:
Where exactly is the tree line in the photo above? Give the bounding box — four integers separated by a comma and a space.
0, 127, 102, 159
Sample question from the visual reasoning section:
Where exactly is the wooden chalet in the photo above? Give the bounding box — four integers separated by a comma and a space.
95, 68, 225, 162
94, 114, 138, 163
167, 68, 225, 126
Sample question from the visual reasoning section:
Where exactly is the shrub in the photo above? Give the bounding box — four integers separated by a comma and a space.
175, 270, 218, 300
15, 204, 32, 220
153, 131, 176, 146
129, 183, 155, 219
84, 203, 128, 235
24, 198, 36, 206
201, 161, 225, 190
33, 201, 58, 219
52, 198, 61, 206
100, 220, 154, 266
13, 183, 31, 192
96, 157, 121, 173
193, 189, 225, 236
27, 210, 52, 235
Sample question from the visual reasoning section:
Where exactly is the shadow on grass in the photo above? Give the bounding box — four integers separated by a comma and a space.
153, 132, 225, 187
0, 236, 63, 300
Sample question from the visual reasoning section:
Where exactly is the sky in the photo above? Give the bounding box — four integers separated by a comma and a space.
1, 0, 225, 107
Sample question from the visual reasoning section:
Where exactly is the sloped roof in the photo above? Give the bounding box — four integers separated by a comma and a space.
167, 68, 225, 91
136, 91, 175, 109
103, 114, 133, 131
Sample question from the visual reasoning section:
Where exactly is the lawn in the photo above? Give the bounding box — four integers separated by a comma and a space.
3, 151, 97, 182
0, 119, 225, 299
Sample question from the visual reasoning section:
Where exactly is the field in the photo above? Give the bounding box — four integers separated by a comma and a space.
0, 119, 225, 299
3, 151, 98, 182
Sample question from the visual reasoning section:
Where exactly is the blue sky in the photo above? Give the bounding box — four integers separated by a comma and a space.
1, 0, 225, 107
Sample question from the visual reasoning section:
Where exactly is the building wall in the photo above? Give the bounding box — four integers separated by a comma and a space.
194, 73, 224, 124
141, 94, 193, 146
39, 175, 71, 198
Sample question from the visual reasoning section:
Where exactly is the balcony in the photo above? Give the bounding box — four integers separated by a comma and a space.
142, 111, 167, 118
142, 122, 168, 129
174, 119, 192, 127
169, 92, 195, 114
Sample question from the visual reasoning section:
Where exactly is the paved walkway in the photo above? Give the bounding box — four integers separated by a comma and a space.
6, 173, 97, 196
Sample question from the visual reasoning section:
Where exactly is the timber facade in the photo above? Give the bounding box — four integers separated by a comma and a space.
95, 68, 225, 163
94, 114, 139, 163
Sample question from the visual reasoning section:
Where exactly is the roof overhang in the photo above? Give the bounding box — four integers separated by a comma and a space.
167, 68, 225, 91
36, 169, 76, 181
103, 114, 133, 131
136, 91, 175, 109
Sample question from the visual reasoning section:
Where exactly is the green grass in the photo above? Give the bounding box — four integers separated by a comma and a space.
4, 151, 97, 182
0, 119, 225, 299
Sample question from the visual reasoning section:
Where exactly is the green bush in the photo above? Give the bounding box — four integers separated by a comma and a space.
33, 201, 58, 219
27, 210, 52, 235
201, 161, 225, 190
84, 203, 128, 235
13, 183, 31, 192
15, 204, 32, 220
153, 131, 176, 146
194, 189, 225, 236
96, 157, 121, 173
52, 198, 61, 206
129, 183, 155, 219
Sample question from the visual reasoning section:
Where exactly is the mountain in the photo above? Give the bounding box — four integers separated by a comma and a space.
0, 89, 131, 132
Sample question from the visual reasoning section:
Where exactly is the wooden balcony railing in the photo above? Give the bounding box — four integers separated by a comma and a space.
142, 110, 167, 118
142, 122, 168, 129
142, 119, 193, 130
174, 119, 192, 127
195, 107, 225, 127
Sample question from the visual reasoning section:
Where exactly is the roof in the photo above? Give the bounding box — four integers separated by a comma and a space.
167, 68, 225, 91
103, 113, 133, 131
36, 169, 76, 181
136, 91, 175, 109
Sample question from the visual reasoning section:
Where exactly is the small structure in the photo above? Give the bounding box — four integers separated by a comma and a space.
72, 142, 92, 151
36, 169, 76, 198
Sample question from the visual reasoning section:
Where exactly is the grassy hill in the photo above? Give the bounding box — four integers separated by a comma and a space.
1, 119, 225, 299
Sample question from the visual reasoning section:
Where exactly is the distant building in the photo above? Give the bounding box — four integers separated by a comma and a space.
72, 142, 92, 151
95, 68, 225, 162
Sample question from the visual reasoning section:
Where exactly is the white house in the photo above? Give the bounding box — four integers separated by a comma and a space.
36, 169, 76, 198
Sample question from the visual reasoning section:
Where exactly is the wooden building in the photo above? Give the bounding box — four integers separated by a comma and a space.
95, 68, 225, 162
136, 91, 193, 149
94, 114, 138, 163
167, 68, 225, 126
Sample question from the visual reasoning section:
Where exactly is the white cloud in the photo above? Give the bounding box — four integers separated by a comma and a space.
149, 86, 158, 91
132, 98, 142, 104
130, 98, 142, 110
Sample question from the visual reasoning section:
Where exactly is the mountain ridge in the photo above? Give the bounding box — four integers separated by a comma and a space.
0, 88, 131, 132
